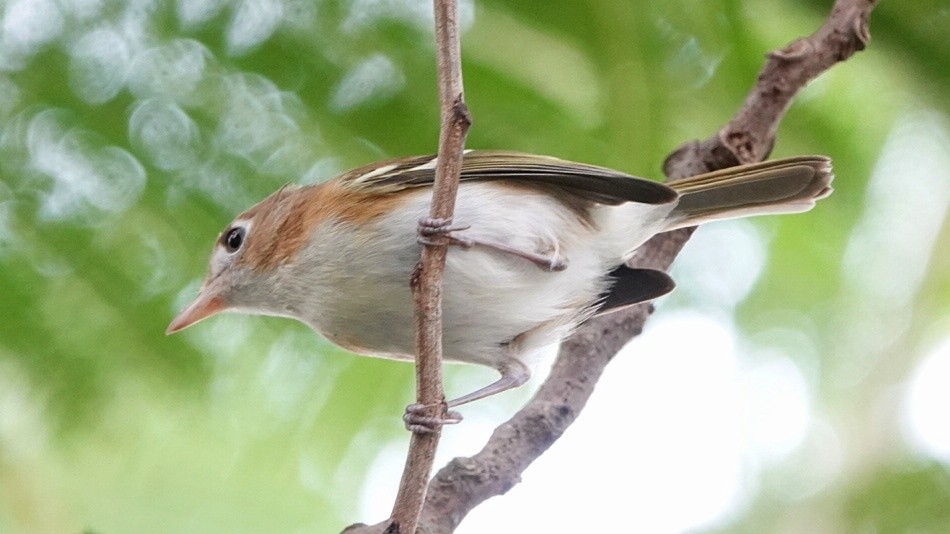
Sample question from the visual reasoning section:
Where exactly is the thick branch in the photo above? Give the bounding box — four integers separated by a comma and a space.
415, 1, 877, 531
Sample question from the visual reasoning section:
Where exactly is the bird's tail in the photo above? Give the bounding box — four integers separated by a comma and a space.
663, 156, 834, 230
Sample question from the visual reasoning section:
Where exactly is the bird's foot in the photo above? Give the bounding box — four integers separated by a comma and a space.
403, 402, 463, 434
417, 217, 474, 247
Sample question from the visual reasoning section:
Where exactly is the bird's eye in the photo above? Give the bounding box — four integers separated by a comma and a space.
223, 226, 245, 253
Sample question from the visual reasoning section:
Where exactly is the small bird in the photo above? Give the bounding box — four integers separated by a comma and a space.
167, 151, 832, 430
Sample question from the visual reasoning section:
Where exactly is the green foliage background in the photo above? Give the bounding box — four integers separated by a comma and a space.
0, 0, 947, 532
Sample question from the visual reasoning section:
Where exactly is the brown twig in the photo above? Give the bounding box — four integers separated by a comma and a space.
412, 0, 877, 531
383, 1, 472, 533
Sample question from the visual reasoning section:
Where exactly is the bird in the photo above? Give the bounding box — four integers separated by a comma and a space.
166, 150, 832, 431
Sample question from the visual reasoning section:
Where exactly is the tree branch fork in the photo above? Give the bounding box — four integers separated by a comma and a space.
345, 0, 877, 532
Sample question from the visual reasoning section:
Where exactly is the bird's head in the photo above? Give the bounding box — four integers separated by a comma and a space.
166, 184, 307, 334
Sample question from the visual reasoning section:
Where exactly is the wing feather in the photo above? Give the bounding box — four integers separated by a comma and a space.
336, 150, 678, 206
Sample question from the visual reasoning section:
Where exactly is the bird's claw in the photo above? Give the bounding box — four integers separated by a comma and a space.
417, 217, 474, 247
403, 402, 463, 434
418, 216, 471, 236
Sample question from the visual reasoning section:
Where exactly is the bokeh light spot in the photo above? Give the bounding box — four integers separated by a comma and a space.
329, 54, 405, 113
68, 28, 131, 104
226, 0, 284, 56
129, 99, 200, 171
128, 39, 211, 102
904, 337, 950, 464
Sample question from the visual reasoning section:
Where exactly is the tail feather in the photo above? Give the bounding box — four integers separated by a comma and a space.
665, 156, 833, 230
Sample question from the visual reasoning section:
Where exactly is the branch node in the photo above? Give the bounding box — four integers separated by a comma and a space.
719, 129, 760, 164
662, 140, 701, 177
452, 95, 472, 128
850, 8, 872, 49
768, 37, 812, 61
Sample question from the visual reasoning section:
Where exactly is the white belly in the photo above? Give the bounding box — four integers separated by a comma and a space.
293, 182, 669, 371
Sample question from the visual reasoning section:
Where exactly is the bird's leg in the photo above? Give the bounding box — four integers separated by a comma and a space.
403, 359, 531, 433
417, 217, 568, 272
447, 359, 531, 408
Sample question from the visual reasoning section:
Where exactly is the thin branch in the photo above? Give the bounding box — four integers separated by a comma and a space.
414, 0, 877, 531
386, 0, 472, 533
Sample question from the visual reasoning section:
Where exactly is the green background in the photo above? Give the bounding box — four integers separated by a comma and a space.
0, 0, 948, 532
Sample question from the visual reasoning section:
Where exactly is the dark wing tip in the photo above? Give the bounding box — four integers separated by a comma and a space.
594, 266, 676, 316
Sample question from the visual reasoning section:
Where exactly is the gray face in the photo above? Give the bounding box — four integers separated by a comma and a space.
201, 217, 304, 320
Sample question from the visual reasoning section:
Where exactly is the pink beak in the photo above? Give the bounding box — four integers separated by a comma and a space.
166, 291, 226, 335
